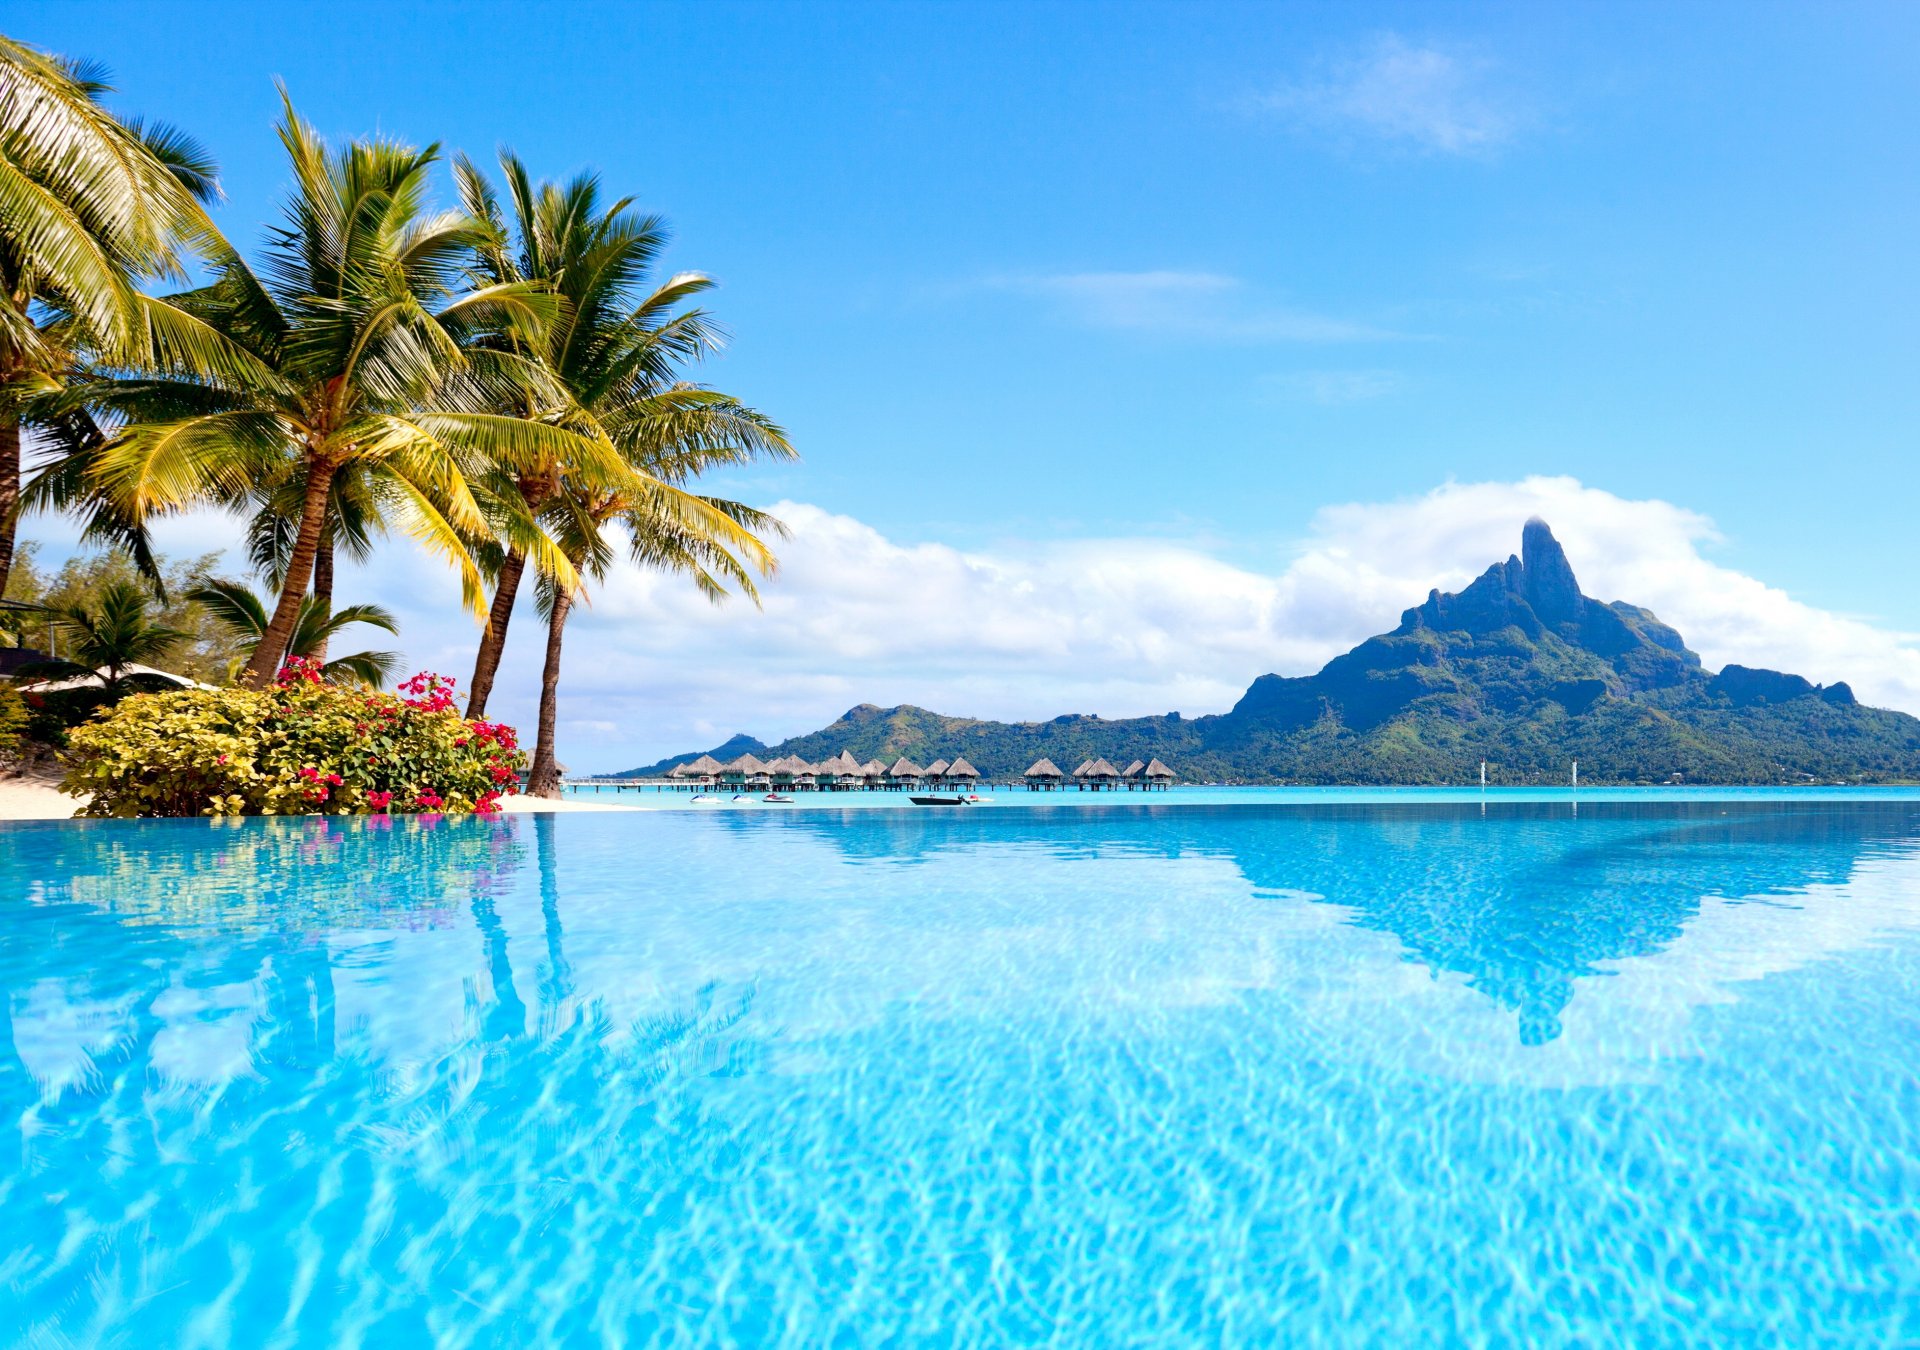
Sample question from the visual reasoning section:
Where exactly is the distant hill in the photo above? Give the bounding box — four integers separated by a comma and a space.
619, 519, 1920, 785
621, 732, 768, 779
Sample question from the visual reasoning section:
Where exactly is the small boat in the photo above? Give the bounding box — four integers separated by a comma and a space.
763, 792, 795, 804
910, 795, 970, 806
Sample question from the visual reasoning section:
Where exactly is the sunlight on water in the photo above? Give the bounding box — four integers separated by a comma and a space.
4, 801, 1920, 1345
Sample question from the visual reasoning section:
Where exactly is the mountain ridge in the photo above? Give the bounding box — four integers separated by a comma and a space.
619, 520, 1919, 784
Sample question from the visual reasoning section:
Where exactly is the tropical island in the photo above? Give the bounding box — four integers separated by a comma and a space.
631, 519, 1920, 786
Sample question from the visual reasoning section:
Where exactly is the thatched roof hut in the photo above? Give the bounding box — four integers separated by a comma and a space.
946, 756, 980, 782
1080, 758, 1123, 785
924, 758, 951, 780
1072, 759, 1094, 779
1122, 760, 1146, 779
820, 751, 859, 782
724, 753, 771, 783
1144, 758, 1176, 782
887, 757, 926, 780
1024, 758, 1064, 780
674, 753, 724, 781
860, 758, 889, 781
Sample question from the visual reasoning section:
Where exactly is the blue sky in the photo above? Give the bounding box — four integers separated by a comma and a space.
12, 2, 1920, 765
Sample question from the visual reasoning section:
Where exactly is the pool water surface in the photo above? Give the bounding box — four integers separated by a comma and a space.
4, 798, 1919, 1345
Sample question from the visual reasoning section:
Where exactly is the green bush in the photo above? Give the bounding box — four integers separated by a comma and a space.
0, 685, 27, 758
61, 660, 525, 818
19, 685, 121, 749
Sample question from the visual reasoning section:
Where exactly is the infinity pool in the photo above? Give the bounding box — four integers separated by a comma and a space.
5, 799, 1920, 1344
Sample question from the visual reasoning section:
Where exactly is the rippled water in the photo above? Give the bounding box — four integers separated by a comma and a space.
5, 799, 1920, 1346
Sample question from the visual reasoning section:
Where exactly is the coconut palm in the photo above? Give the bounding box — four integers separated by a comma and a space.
184, 578, 400, 686
451, 152, 796, 718
0, 34, 230, 598
86, 96, 627, 689
524, 438, 786, 797
21, 578, 189, 689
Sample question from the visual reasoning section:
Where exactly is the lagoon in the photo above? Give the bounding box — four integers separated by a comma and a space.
5, 797, 1920, 1343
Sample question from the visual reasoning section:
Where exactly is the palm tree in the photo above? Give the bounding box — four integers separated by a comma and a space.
525, 444, 787, 797
185, 578, 400, 686
0, 35, 229, 598
452, 152, 795, 719
23, 578, 189, 689
87, 95, 625, 689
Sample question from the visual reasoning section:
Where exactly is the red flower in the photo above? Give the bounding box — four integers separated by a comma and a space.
366, 790, 394, 812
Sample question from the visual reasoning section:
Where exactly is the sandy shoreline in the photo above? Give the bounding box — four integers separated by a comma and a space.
0, 778, 635, 823
0, 775, 80, 821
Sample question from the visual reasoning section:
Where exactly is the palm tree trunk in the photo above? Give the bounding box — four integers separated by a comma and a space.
0, 415, 20, 602
466, 547, 527, 718
241, 461, 337, 688
310, 533, 334, 662
524, 584, 573, 799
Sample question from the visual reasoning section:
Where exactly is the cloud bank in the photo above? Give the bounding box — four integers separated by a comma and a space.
32, 477, 1919, 772
320, 476, 1920, 771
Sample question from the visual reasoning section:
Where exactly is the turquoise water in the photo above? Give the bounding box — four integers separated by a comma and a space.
5, 797, 1920, 1345
566, 782, 1920, 809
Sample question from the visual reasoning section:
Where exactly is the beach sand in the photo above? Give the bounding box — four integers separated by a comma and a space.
0, 771, 82, 821
493, 793, 639, 813
0, 777, 635, 823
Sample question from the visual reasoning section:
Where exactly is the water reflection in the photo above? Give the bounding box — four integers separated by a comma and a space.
701, 800, 1920, 1046
5, 803, 1920, 1342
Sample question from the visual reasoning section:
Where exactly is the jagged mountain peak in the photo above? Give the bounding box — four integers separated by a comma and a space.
619, 519, 1918, 784
1520, 518, 1583, 623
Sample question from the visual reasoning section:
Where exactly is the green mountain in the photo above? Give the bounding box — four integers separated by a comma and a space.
623, 520, 1920, 784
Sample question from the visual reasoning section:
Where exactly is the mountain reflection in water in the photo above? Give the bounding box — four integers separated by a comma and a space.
6, 800, 1920, 1343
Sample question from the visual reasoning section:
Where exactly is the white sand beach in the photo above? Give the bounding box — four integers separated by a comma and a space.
0, 779, 635, 822
0, 772, 81, 821
493, 793, 640, 813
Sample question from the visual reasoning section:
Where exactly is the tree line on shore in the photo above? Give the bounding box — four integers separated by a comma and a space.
0, 33, 792, 795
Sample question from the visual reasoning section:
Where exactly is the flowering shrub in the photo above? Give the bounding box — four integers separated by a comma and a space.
60, 659, 525, 818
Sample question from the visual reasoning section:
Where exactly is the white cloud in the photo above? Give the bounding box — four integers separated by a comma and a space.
1253, 35, 1516, 155
25, 477, 1920, 773
988, 271, 1395, 343
319, 476, 1920, 771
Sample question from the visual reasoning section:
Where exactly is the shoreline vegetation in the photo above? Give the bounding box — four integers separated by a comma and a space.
0, 33, 793, 815
624, 520, 1920, 789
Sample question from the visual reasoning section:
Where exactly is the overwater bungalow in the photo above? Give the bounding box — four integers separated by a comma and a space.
924, 758, 951, 787
1024, 758, 1065, 790
1077, 757, 1123, 791
860, 758, 889, 788
947, 756, 981, 789
723, 753, 771, 790
821, 751, 861, 789
1122, 759, 1147, 789
1144, 758, 1176, 789
886, 757, 926, 791
671, 753, 725, 788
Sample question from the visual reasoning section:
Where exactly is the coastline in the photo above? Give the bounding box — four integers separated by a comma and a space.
0, 780, 642, 823
0, 774, 81, 821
